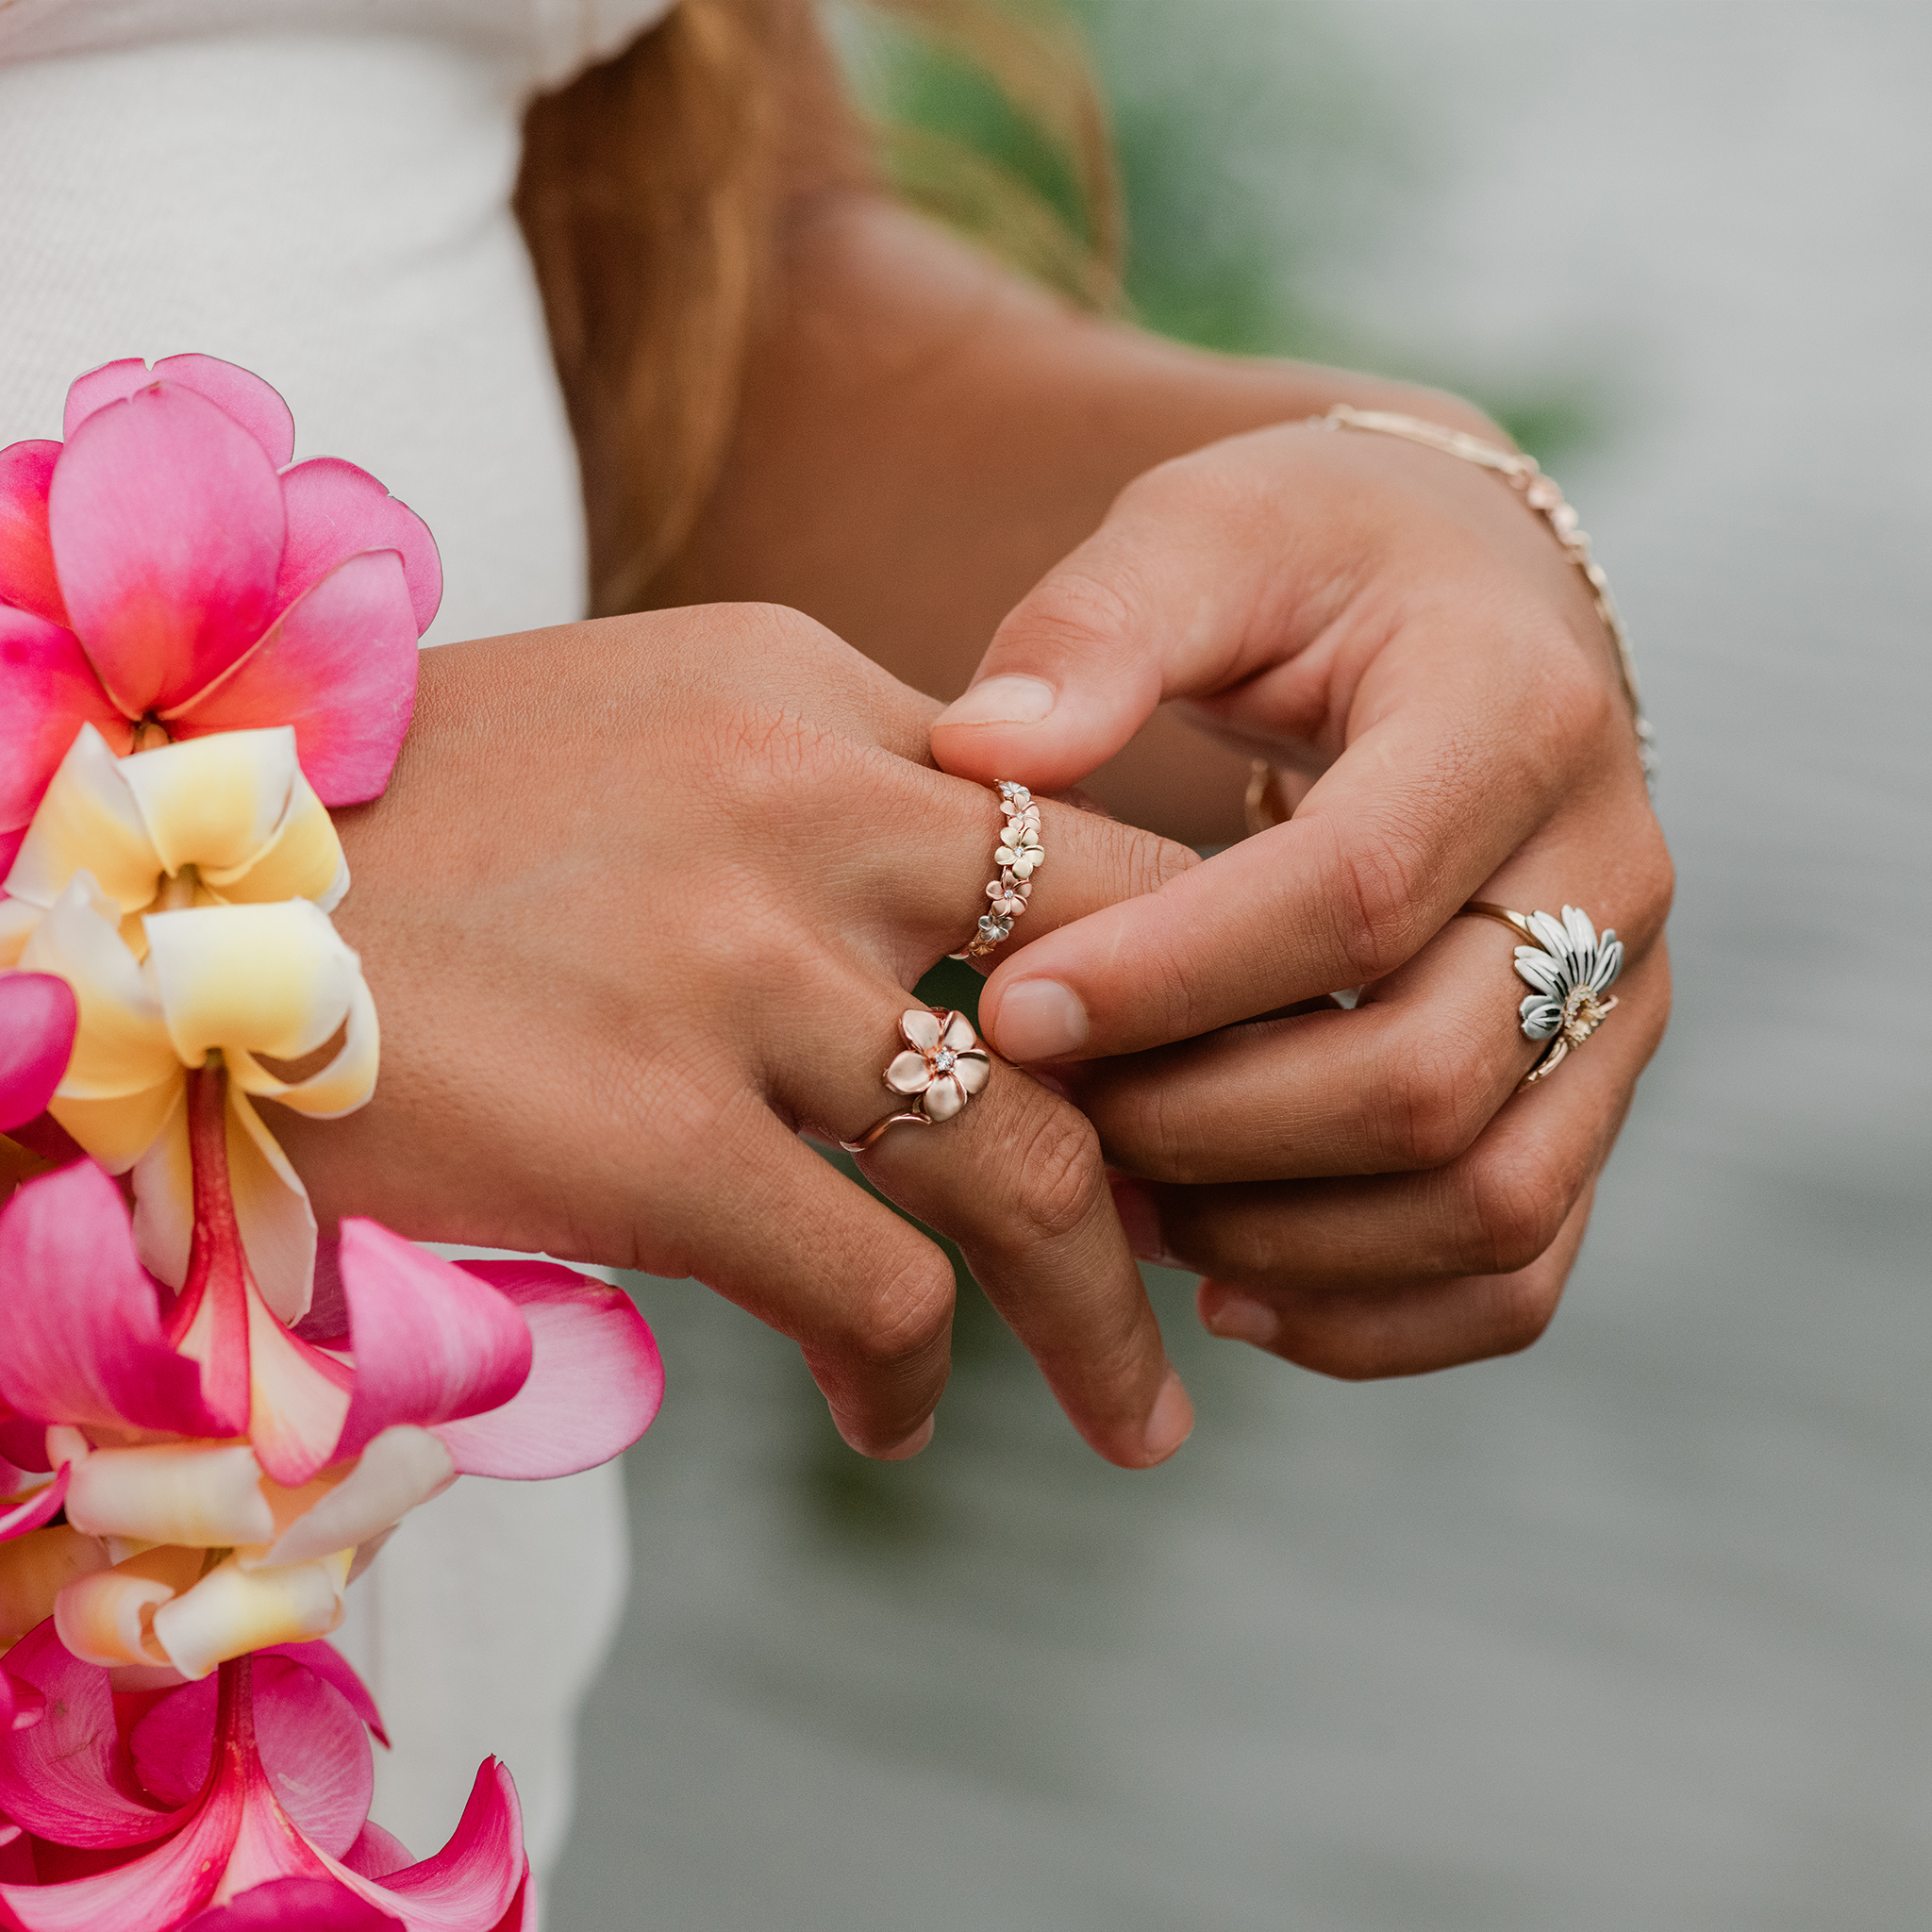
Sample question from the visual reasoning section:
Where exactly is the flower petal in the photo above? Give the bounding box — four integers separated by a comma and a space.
22, 874, 177, 1104
901, 1009, 942, 1051
940, 1011, 977, 1052
182, 1877, 404, 1931
263, 1425, 454, 1568
341, 1824, 412, 1880
178, 552, 420, 809
1526, 910, 1570, 959
953, 1050, 991, 1096
434, 1260, 663, 1479
144, 899, 364, 1069
262, 1641, 388, 1748
0, 1466, 69, 1545
0, 1159, 221, 1437
0, 1618, 179, 1848
1512, 946, 1566, 999
65, 1443, 274, 1547
1520, 994, 1563, 1040
0, 441, 69, 628
332, 1222, 534, 1462
0, 974, 75, 1135
5, 724, 163, 917
225, 1087, 319, 1325
55, 1548, 198, 1667
49, 383, 285, 720
132, 1655, 372, 1857
922, 1075, 966, 1123
0, 1668, 44, 1734
272, 457, 441, 637
149, 1550, 351, 1682
229, 974, 378, 1124
1591, 933, 1624, 993
0, 616, 131, 849
129, 1085, 192, 1286
64, 355, 295, 473
883, 1050, 932, 1095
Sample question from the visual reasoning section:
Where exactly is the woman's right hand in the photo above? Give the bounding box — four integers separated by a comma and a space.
267, 604, 1200, 1469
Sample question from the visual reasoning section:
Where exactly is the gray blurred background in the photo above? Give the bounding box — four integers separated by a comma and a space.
552, 4, 1932, 1925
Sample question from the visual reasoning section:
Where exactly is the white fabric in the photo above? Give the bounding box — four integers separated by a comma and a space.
0, 0, 675, 1881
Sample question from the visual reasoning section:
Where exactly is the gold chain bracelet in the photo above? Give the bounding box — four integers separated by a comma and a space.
1321, 404, 1656, 787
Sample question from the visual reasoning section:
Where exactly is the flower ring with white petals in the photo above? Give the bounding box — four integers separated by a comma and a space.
1461, 900, 1624, 1088
952, 780, 1046, 958
840, 1008, 992, 1151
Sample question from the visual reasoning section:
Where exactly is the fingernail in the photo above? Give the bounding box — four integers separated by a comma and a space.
1200, 1288, 1280, 1350
879, 1415, 936, 1461
1108, 1172, 1165, 1262
995, 979, 1088, 1061
937, 675, 1056, 727
1142, 1369, 1194, 1465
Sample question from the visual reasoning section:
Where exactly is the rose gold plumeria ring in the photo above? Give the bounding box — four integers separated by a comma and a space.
840, 1008, 993, 1152
951, 780, 1045, 959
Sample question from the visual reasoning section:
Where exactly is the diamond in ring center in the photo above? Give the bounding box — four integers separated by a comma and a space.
933, 1048, 957, 1073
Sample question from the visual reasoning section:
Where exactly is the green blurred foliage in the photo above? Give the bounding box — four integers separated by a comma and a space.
838, 0, 1607, 464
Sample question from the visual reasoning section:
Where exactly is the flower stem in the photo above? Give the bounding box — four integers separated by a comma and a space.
165, 1060, 254, 1433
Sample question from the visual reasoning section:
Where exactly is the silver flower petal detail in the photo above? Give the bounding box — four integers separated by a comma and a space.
1507, 906, 1623, 1079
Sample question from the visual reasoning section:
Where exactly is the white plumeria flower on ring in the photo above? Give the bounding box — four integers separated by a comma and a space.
994, 818, 1044, 879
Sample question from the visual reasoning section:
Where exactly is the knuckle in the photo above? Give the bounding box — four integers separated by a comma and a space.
1371, 1039, 1489, 1170
845, 1244, 956, 1367
1005, 564, 1141, 659
1320, 819, 1428, 985
1006, 1104, 1108, 1248
1453, 1145, 1574, 1274
1486, 1265, 1567, 1357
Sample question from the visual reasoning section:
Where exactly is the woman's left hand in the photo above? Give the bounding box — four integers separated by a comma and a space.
930, 415, 1674, 1376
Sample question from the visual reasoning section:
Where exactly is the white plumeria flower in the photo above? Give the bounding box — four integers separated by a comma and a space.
1512, 904, 1623, 1079
994, 817, 1045, 879
18, 873, 377, 1322
882, 1008, 992, 1123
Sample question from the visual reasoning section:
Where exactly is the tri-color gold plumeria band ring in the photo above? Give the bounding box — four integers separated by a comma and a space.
950, 780, 1044, 959
840, 1008, 993, 1152
1459, 901, 1624, 1089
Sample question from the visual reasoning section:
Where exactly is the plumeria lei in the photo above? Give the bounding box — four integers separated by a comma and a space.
0, 358, 662, 1927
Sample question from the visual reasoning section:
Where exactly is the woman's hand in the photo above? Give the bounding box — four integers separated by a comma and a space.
268, 605, 1201, 1467
930, 418, 1674, 1375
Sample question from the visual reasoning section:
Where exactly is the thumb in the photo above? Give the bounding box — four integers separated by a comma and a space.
929, 470, 1273, 793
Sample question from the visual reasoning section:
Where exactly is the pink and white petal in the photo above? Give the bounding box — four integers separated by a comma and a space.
49, 384, 285, 720
0, 896, 40, 969
64, 357, 295, 473
922, 1075, 966, 1124
940, 1011, 977, 1053
149, 1550, 351, 1683
0, 1160, 219, 1436
229, 972, 378, 1123
953, 1051, 991, 1096
144, 899, 363, 1069
19, 874, 177, 1102
133, 1657, 372, 1857
332, 1224, 533, 1461
0, 614, 128, 838
54, 1564, 178, 1668
241, 1274, 354, 1489
0, 974, 75, 1135
0, 441, 70, 627
4, 724, 162, 918
884, 1050, 933, 1095
901, 1009, 942, 1051
0, 1620, 181, 1847
263, 1425, 454, 1569
341, 1824, 413, 1880
225, 1086, 318, 1326
184, 1877, 404, 1931
0, 1467, 69, 1545
130, 1085, 192, 1287
59, 1074, 184, 1179
313, 1759, 526, 1932
261, 1641, 389, 1748
436, 1261, 662, 1479
272, 458, 441, 636
178, 551, 419, 808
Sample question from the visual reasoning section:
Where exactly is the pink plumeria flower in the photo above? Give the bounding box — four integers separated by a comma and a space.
0, 1149, 662, 1682
0, 1634, 530, 1929
883, 1008, 992, 1124
0, 354, 440, 875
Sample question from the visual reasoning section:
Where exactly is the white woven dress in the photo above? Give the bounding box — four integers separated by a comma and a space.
0, 0, 677, 1882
